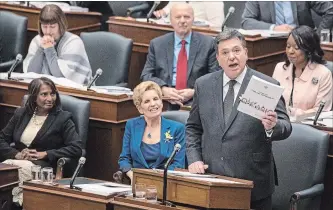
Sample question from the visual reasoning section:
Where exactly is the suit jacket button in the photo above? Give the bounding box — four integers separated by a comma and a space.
221, 157, 224, 161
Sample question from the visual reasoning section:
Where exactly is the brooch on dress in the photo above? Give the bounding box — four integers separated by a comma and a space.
164, 130, 173, 143
312, 77, 319, 85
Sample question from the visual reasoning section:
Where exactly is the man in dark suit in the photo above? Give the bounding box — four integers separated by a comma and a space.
186, 29, 292, 209
141, 3, 218, 107
241, 1, 333, 33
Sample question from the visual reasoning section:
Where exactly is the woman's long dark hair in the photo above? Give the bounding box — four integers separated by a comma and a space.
25, 77, 61, 114
283, 25, 326, 69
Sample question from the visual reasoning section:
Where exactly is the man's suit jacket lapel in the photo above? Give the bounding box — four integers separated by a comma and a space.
270, 2, 276, 23
222, 68, 253, 138
291, 2, 299, 25
188, 32, 199, 79
166, 34, 174, 86
133, 118, 149, 168
213, 71, 225, 133
154, 117, 171, 168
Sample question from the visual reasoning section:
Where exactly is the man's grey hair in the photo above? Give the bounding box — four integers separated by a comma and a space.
215, 29, 246, 52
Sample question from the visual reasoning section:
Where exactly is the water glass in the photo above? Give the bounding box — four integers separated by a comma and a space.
135, 183, 146, 199
146, 185, 158, 203
320, 29, 330, 43
41, 167, 53, 184
31, 165, 41, 182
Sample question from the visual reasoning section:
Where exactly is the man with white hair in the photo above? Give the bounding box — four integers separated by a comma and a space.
141, 3, 218, 109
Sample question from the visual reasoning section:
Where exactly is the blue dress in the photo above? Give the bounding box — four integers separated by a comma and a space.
141, 141, 161, 169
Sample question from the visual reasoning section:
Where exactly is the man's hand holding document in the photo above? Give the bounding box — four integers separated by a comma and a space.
237, 76, 284, 120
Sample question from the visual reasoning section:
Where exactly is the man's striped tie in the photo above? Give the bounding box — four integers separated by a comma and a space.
275, 1, 285, 25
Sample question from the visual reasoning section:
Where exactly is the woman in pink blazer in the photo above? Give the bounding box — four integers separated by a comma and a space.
273, 26, 332, 118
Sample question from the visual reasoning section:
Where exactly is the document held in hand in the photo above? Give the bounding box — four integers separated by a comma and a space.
237, 75, 284, 120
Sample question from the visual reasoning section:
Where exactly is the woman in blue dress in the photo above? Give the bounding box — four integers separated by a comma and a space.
118, 81, 185, 182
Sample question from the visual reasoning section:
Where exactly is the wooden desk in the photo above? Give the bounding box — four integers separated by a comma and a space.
108, 17, 286, 89
133, 169, 253, 209
22, 177, 247, 210
322, 42, 333, 62
0, 3, 101, 54
112, 197, 197, 210
0, 163, 20, 210
0, 79, 140, 181
22, 178, 114, 210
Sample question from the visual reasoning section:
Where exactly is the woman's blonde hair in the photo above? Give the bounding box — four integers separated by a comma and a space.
38, 4, 68, 37
133, 81, 162, 107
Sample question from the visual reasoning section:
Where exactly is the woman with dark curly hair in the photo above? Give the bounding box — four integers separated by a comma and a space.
0, 77, 82, 208
273, 25, 332, 118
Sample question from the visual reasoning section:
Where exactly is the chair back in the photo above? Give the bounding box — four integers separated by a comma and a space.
80, 32, 133, 86
272, 123, 329, 210
22, 94, 90, 148
161, 111, 190, 124
161, 110, 190, 168
108, 1, 149, 17
0, 11, 27, 72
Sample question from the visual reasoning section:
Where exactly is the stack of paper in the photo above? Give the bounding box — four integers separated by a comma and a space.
305, 111, 333, 120
238, 29, 289, 38
137, 17, 211, 27
90, 86, 133, 96
29, 2, 88, 12
0, 72, 87, 90
153, 169, 241, 184
301, 111, 333, 127
66, 182, 131, 196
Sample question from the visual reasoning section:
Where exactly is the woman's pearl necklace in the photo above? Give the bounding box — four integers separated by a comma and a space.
32, 108, 48, 126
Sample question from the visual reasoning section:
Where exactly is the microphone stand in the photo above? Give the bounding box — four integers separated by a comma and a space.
162, 147, 180, 206
147, 2, 160, 23
162, 166, 168, 205
313, 101, 326, 126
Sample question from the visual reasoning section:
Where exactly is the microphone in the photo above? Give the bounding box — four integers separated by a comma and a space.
127, 2, 150, 17
147, 1, 161, 23
164, 144, 182, 169
313, 101, 326, 125
162, 143, 181, 205
69, 157, 86, 190
87, 68, 103, 90
8, 54, 23, 80
221, 6, 235, 32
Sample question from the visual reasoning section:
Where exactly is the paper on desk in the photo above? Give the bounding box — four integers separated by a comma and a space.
305, 111, 333, 120
302, 119, 333, 127
189, 177, 242, 184
238, 29, 289, 38
153, 169, 217, 178
153, 169, 241, 184
137, 17, 211, 27
28, 2, 88, 12
237, 75, 284, 120
66, 183, 131, 196
90, 86, 133, 96
0, 72, 87, 90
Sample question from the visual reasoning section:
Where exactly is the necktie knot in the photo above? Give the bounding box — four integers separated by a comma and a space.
228, 80, 236, 88
181, 40, 186, 46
